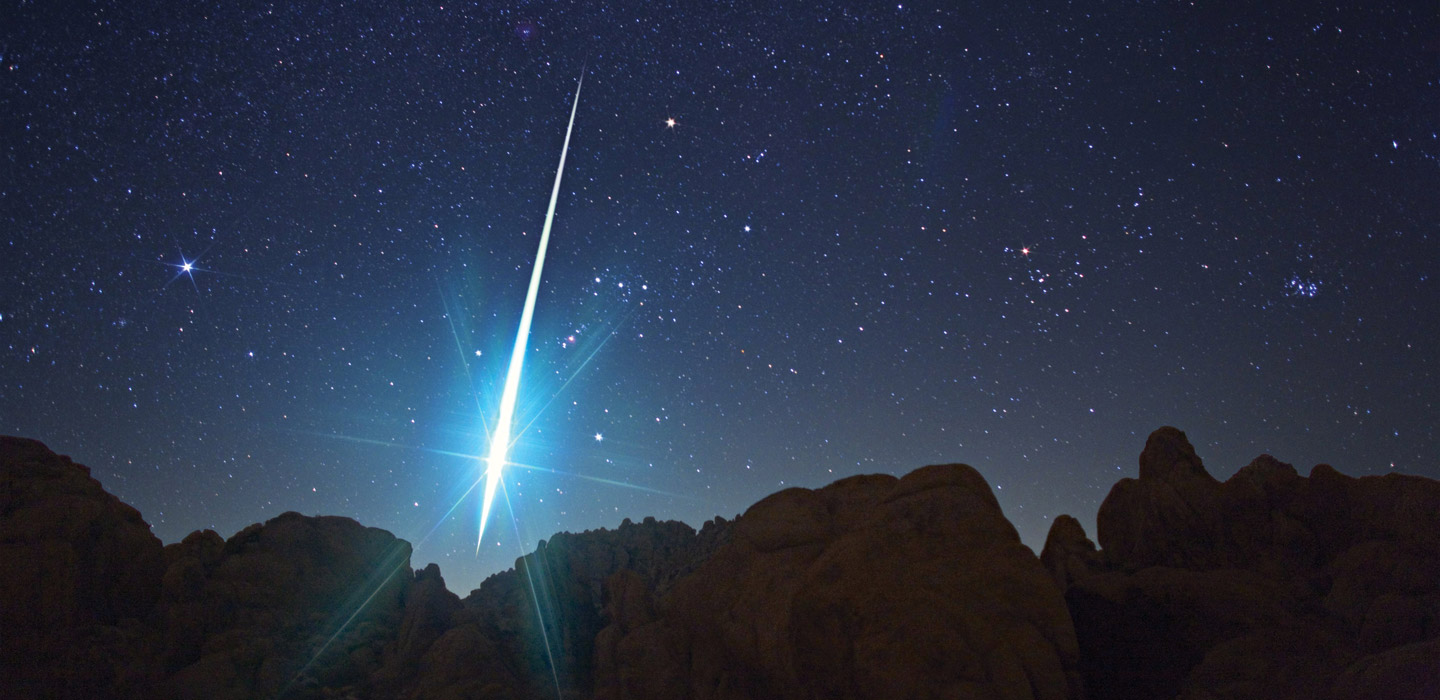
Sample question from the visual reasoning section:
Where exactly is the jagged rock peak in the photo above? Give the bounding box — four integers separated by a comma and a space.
1040, 514, 1101, 591
1067, 426, 1440, 700
1137, 425, 1215, 483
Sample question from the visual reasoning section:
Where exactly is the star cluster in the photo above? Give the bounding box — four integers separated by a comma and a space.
2, 1, 1436, 593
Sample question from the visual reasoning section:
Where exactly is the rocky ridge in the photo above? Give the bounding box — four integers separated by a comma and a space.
1042, 427, 1440, 700
3, 429, 1437, 699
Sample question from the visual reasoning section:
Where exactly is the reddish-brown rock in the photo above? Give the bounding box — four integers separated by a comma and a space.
1052, 426, 1440, 700
391, 564, 465, 667
404, 515, 728, 699
156, 511, 413, 699
1040, 514, 1101, 591
9, 429, 1439, 699
1332, 636, 1440, 700
1095, 427, 1226, 569
0, 436, 166, 699
595, 464, 1084, 700
370, 563, 466, 696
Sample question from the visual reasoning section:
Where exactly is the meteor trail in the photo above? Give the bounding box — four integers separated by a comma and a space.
478, 70, 584, 551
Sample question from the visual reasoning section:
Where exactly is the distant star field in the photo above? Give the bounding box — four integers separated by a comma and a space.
3, 1, 1436, 594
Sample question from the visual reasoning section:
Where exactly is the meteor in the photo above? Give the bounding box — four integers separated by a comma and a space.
477, 70, 585, 551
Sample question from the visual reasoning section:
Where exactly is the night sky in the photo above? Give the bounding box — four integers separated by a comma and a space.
4, 2, 1436, 594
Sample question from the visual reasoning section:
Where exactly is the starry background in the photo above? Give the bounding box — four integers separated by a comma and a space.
3, 1, 1436, 594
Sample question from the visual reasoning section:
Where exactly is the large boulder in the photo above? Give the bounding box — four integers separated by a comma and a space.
1095, 427, 1226, 570
0, 436, 167, 699
157, 511, 414, 700
1039, 514, 1101, 591
595, 464, 1084, 700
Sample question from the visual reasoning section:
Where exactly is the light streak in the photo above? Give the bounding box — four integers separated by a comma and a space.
505, 459, 686, 498
501, 481, 563, 696
478, 70, 584, 550
279, 540, 411, 698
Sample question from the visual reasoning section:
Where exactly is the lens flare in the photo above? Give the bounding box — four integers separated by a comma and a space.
477, 71, 584, 551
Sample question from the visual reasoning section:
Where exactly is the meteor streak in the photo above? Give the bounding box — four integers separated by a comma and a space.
477, 70, 585, 550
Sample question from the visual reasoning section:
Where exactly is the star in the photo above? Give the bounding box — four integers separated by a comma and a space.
594, 433, 604, 442
164, 252, 204, 292
664, 117, 677, 129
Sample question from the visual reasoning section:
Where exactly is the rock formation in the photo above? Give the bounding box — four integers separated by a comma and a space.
1043, 426, 1440, 700
392, 515, 730, 699
0, 436, 167, 698
155, 512, 412, 699
4, 429, 1437, 699
591, 466, 1083, 700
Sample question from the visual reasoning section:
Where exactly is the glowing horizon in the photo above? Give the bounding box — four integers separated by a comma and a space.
477, 70, 585, 551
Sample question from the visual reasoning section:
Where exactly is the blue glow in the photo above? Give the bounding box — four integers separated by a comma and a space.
477, 72, 585, 550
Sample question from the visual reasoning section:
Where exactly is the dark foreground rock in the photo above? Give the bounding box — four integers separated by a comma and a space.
0, 436, 167, 698
1042, 426, 1440, 700
4, 430, 1437, 699
390, 515, 730, 699
155, 512, 412, 700
592, 465, 1083, 700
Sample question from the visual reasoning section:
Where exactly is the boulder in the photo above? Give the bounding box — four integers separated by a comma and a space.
595, 464, 1084, 700
1040, 514, 1101, 591
0, 436, 166, 699
157, 511, 413, 699
1095, 427, 1225, 569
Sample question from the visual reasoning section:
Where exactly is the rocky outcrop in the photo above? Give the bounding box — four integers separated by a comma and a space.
0, 436, 167, 699
1040, 514, 1101, 592
400, 515, 732, 699
156, 511, 414, 699
6, 431, 1438, 699
593, 465, 1085, 700
371, 562, 463, 695
0, 438, 423, 700
1049, 426, 1440, 700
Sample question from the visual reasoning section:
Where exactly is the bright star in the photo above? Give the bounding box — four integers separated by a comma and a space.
665, 117, 677, 129
594, 433, 604, 442
164, 251, 206, 293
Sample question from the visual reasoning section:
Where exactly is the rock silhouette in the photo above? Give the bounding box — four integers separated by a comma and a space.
591, 466, 1083, 700
156, 512, 412, 699
1044, 426, 1440, 700
0, 436, 166, 697
2, 429, 1437, 699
